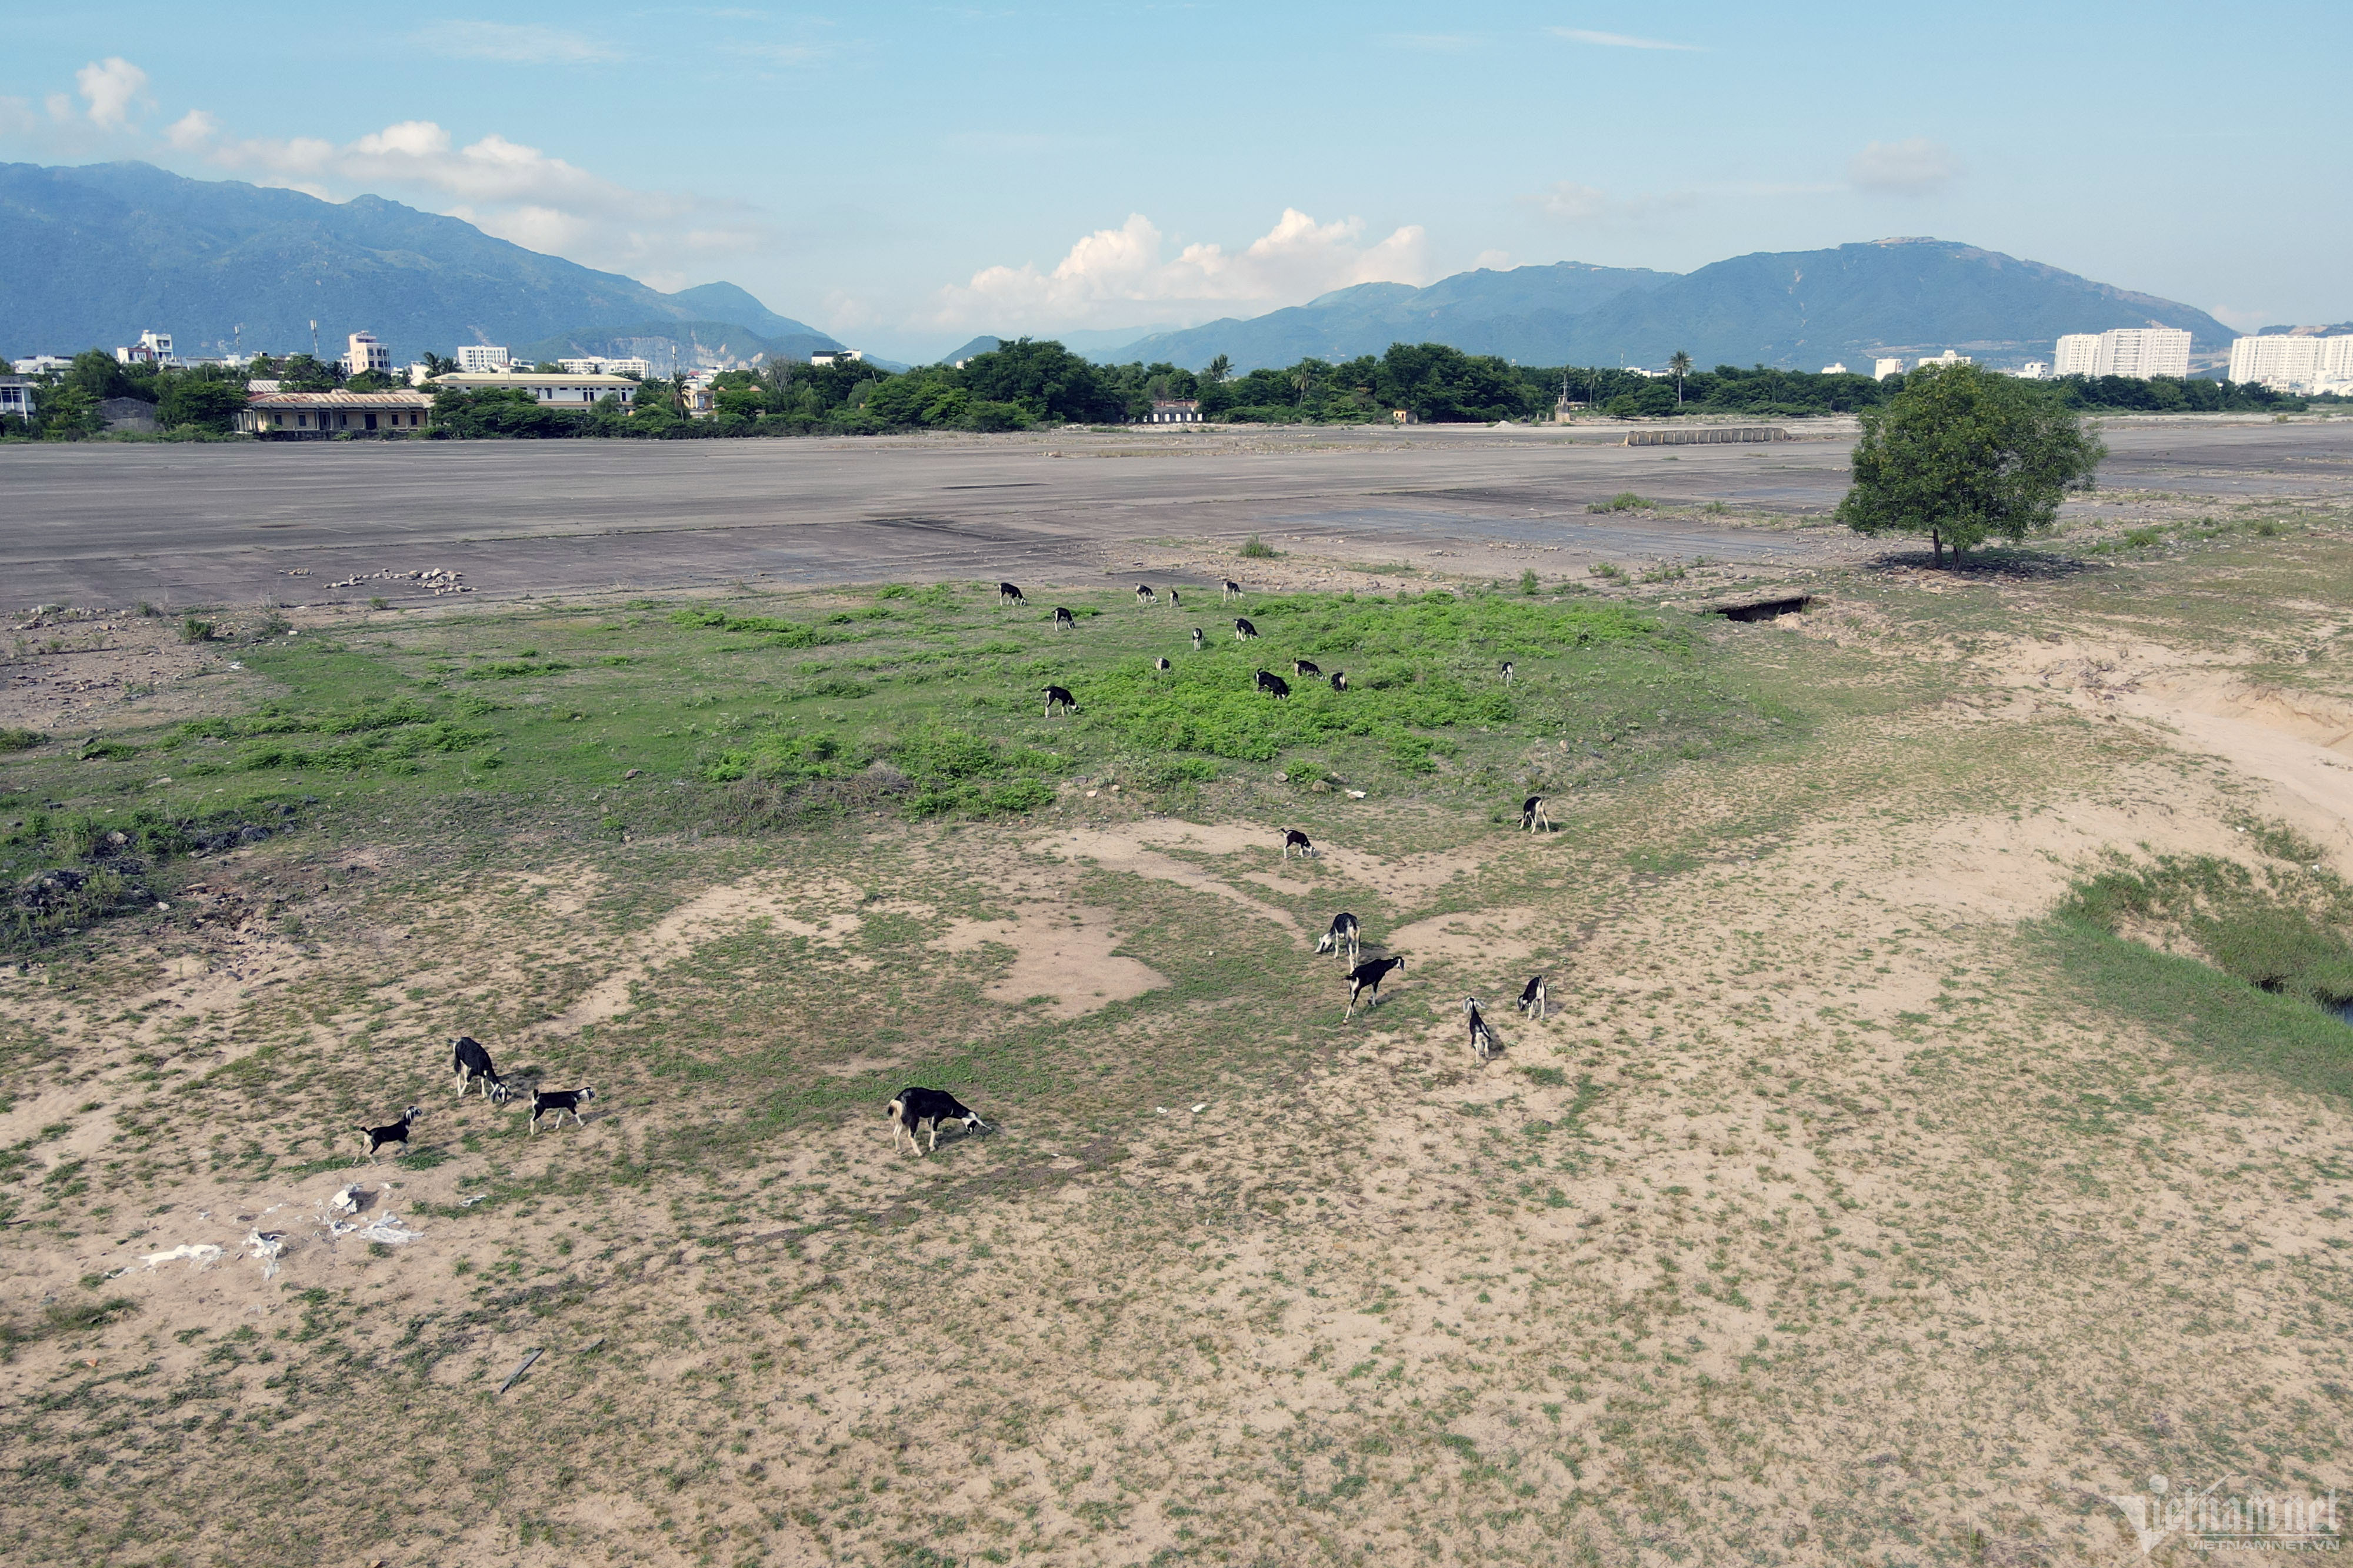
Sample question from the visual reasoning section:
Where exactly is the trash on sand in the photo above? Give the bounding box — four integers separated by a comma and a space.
499, 1347, 544, 1395
142, 1243, 224, 1271
1155, 1106, 1168, 1115
357, 1215, 422, 1246
1192, 1103, 1208, 1113
245, 1230, 286, 1280
329, 1184, 361, 1213
1347, 789, 1367, 799
459, 1194, 489, 1207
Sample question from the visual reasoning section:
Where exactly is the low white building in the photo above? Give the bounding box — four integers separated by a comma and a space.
426, 371, 636, 407
239, 389, 432, 438
1821, 362, 1849, 375
2053, 327, 2190, 379
2227, 332, 2353, 392
811, 349, 863, 366
1916, 350, 1972, 371
1873, 358, 1905, 381
556, 356, 652, 379
1145, 399, 1201, 423
2015, 361, 2051, 379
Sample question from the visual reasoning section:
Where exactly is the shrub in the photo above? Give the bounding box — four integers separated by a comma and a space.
1238, 535, 1280, 559
0, 728, 45, 753
1586, 492, 1651, 514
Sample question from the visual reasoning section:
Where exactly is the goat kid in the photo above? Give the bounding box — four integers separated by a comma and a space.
1292, 658, 1321, 678
355, 1106, 422, 1164
1282, 827, 1317, 859
1315, 911, 1361, 961
1044, 684, 1079, 716
998, 582, 1026, 605
1465, 997, 1498, 1060
1344, 955, 1405, 1020
449, 1035, 510, 1102
528, 1085, 596, 1133
887, 1086, 988, 1156
1052, 606, 1076, 630
1222, 579, 1243, 602
1516, 973, 1548, 1019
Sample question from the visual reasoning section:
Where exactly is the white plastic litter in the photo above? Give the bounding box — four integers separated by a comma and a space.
1191, 1103, 1208, 1114
142, 1243, 223, 1271
459, 1194, 488, 1207
1347, 789, 1367, 799
357, 1215, 422, 1246
1155, 1106, 1168, 1115
245, 1230, 285, 1280
329, 1184, 361, 1213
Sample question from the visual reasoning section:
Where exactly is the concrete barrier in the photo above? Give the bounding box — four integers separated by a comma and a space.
1623, 426, 1789, 446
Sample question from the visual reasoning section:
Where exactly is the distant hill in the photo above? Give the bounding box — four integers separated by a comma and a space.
0, 160, 834, 362
938, 335, 1004, 366
1098, 241, 2234, 373
513, 319, 839, 376
1114, 262, 1676, 371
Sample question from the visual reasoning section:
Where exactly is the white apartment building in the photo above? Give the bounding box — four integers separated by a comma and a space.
556, 356, 652, 379
426, 371, 636, 407
2052, 327, 2191, 379
342, 331, 391, 378
1821, 362, 1849, 375
456, 344, 511, 372
2015, 361, 2050, 379
2227, 332, 2353, 393
1873, 358, 1905, 381
1916, 350, 1972, 371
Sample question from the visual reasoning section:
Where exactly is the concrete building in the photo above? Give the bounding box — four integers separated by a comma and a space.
341, 331, 391, 378
1874, 358, 1905, 381
1145, 399, 1201, 423
0, 376, 32, 421
2054, 327, 2191, 379
557, 356, 652, 379
425, 371, 636, 408
2227, 332, 2353, 393
1821, 362, 1849, 375
114, 330, 176, 365
2016, 361, 2051, 380
12, 355, 73, 375
1916, 350, 1972, 371
238, 389, 432, 438
456, 345, 511, 372
810, 349, 863, 366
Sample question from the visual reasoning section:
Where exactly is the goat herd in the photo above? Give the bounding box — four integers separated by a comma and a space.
354, 578, 1553, 1165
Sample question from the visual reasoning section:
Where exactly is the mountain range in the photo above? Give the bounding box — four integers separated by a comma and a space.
0, 160, 835, 365
1101, 241, 2235, 373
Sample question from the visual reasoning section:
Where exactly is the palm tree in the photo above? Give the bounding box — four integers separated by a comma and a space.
1669, 350, 1692, 407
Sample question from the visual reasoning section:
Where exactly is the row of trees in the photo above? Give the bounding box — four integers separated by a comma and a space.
0, 349, 256, 438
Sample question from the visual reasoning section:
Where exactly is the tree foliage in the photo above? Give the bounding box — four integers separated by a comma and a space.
1837, 362, 2107, 558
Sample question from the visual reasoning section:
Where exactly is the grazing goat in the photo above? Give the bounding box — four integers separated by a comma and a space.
1135, 584, 1158, 605
1255, 669, 1291, 699
1191, 628, 1205, 650
1154, 656, 1171, 672
1053, 606, 1075, 630
1234, 616, 1258, 640
1315, 911, 1361, 962
1292, 658, 1321, 678
1044, 685, 1079, 716
1465, 997, 1498, 1060
1222, 579, 1243, 602
1521, 795, 1552, 833
1343, 956, 1405, 1020
355, 1106, 421, 1165
1515, 973, 1548, 1020
998, 582, 1026, 606
449, 1035, 509, 1102
1329, 670, 1348, 692
1500, 660, 1515, 685
887, 1086, 987, 1156
1282, 828, 1316, 859
528, 1085, 596, 1133
1168, 589, 1181, 609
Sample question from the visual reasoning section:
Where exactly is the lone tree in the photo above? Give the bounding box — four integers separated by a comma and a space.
1838, 361, 2105, 565
1668, 349, 1692, 406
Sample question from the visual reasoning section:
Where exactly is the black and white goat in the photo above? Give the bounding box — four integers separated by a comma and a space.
1282, 827, 1316, 859
1499, 660, 1515, 685
1052, 606, 1076, 630
1154, 656, 1171, 672
1135, 583, 1158, 605
1167, 589, 1181, 609
887, 1086, 987, 1156
1315, 911, 1361, 962
998, 582, 1026, 605
449, 1035, 510, 1102
1520, 795, 1552, 833
1329, 670, 1348, 692
1234, 616, 1259, 640
1191, 628, 1205, 650
1515, 973, 1548, 1020
1292, 658, 1321, 678
1222, 579, 1243, 602
1343, 955, 1405, 1020
355, 1106, 421, 1165
1044, 685, 1079, 716
1255, 669, 1290, 698
528, 1085, 596, 1133
1465, 996, 1498, 1061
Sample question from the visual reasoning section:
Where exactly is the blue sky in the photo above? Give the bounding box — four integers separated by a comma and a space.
4, 1, 2345, 361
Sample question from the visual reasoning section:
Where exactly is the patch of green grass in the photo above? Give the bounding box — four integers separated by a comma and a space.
2058, 853, 2353, 1010
1587, 492, 1651, 514
0, 727, 45, 753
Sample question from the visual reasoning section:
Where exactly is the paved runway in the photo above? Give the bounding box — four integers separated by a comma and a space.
4, 416, 2346, 610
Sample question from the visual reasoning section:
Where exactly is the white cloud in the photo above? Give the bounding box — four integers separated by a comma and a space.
1527, 181, 1611, 222
165, 109, 218, 149
1848, 137, 1961, 196
1548, 28, 1699, 51
931, 209, 1431, 331
75, 57, 151, 129
414, 22, 620, 65
169, 113, 764, 281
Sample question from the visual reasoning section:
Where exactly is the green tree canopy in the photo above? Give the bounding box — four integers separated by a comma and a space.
1836, 362, 2106, 562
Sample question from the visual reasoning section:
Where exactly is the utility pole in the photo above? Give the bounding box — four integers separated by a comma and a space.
309, 319, 318, 360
